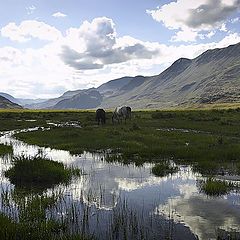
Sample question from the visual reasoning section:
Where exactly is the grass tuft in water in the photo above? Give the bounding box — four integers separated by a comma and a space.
152, 162, 178, 177
237, 162, 240, 175
5, 156, 81, 188
199, 178, 239, 196
0, 204, 91, 240
0, 144, 13, 155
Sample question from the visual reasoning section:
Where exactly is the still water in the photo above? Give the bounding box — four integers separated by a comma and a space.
0, 128, 240, 239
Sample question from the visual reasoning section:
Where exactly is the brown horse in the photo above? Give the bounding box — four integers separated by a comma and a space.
96, 108, 106, 125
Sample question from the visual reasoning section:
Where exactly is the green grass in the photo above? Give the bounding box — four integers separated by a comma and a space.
151, 162, 178, 177
0, 199, 91, 240
237, 162, 240, 175
5, 156, 81, 189
15, 118, 240, 171
0, 144, 13, 155
1, 108, 240, 175
199, 178, 239, 196
0, 110, 96, 131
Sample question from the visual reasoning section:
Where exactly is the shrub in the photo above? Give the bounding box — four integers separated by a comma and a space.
5, 156, 81, 188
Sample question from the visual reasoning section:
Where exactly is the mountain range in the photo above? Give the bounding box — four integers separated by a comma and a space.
1, 42, 240, 109
0, 96, 23, 109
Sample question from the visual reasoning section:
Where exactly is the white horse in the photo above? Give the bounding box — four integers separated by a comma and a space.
112, 106, 131, 124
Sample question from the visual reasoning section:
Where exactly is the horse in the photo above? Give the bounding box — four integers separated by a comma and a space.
112, 106, 131, 124
126, 106, 132, 120
96, 108, 106, 125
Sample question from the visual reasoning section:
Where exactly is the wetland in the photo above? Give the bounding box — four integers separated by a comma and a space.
0, 109, 240, 239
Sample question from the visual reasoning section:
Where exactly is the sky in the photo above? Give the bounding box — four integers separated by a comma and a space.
0, 0, 240, 99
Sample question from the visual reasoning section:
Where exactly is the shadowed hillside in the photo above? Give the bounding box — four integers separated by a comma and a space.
100, 42, 240, 108
0, 96, 23, 109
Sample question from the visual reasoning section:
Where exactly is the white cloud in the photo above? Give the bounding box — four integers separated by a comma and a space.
60, 17, 160, 70
52, 12, 67, 18
220, 23, 228, 31
147, 0, 240, 42
26, 5, 36, 15
230, 16, 240, 23
206, 31, 216, 38
1, 20, 62, 42
0, 17, 240, 98
171, 28, 199, 42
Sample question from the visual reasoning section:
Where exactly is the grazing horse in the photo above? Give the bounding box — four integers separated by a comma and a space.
126, 106, 132, 120
112, 106, 131, 124
96, 108, 106, 125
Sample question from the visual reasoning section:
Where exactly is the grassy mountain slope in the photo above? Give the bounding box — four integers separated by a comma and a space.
0, 96, 23, 109
53, 89, 102, 109
100, 42, 240, 108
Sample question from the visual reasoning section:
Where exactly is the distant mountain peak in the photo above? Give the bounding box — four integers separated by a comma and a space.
157, 57, 192, 83
195, 42, 240, 65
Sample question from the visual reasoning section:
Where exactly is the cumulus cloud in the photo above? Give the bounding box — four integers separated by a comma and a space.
147, 0, 240, 42
1, 20, 62, 42
0, 17, 240, 98
171, 28, 199, 42
60, 17, 160, 70
52, 12, 67, 18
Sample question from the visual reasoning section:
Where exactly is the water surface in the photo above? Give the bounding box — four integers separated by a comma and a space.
0, 128, 240, 239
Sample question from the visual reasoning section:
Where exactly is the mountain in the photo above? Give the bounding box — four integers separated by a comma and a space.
0, 92, 20, 105
25, 90, 84, 109
97, 77, 133, 96
6, 42, 239, 110
0, 96, 23, 109
53, 89, 102, 109
0, 92, 47, 107
99, 42, 240, 108
18, 98, 47, 106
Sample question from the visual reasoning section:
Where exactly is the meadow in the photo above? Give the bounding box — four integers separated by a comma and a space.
1, 107, 240, 239
6, 108, 240, 176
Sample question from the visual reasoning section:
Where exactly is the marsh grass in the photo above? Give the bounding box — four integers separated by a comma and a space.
0, 192, 91, 240
199, 178, 240, 196
15, 124, 240, 173
0, 144, 13, 155
1, 108, 240, 239
4, 156, 81, 189
152, 162, 178, 177
0, 184, 168, 240
237, 162, 240, 175
1, 108, 240, 175
0, 212, 88, 240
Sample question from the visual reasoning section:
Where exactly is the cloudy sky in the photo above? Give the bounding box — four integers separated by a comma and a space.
0, 0, 240, 99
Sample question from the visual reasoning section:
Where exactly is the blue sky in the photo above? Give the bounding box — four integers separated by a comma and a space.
0, 0, 240, 98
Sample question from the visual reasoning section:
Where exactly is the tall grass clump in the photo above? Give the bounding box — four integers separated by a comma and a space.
0, 209, 91, 240
5, 156, 81, 188
0, 144, 13, 155
237, 162, 240, 175
152, 162, 178, 177
199, 178, 239, 196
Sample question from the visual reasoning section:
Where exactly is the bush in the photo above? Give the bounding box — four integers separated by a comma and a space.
5, 156, 81, 188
